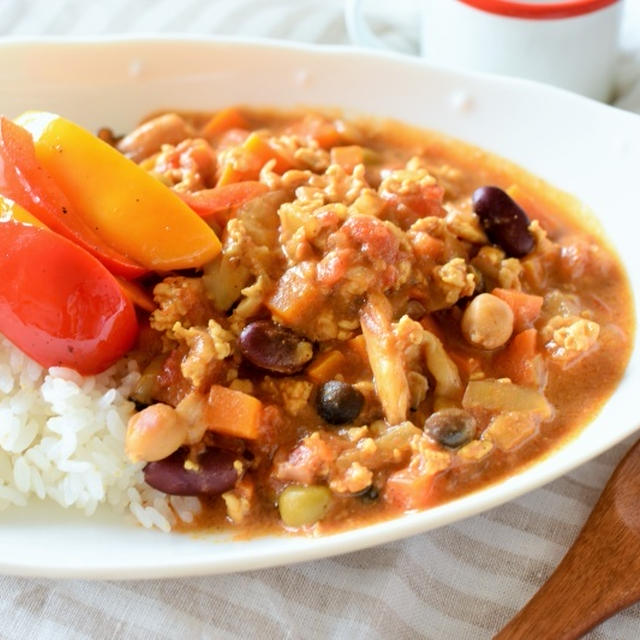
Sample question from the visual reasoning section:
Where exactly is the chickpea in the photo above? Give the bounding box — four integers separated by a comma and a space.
461, 293, 514, 349
125, 403, 189, 463
117, 113, 192, 162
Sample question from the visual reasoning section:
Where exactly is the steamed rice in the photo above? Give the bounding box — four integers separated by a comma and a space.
0, 335, 200, 531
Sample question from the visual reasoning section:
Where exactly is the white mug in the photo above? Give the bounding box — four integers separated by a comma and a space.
345, 0, 624, 101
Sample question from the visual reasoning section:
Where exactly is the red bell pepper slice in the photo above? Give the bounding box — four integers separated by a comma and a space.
177, 181, 269, 222
0, 219, 138, 374
0, 117, 146, 279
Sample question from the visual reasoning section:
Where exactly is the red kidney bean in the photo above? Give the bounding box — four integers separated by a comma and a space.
144, 447, 238, 496
472, 186, 534, 257
239, 320, 313, 374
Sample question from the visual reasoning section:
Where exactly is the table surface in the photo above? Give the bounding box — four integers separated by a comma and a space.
1, 1, 640, 638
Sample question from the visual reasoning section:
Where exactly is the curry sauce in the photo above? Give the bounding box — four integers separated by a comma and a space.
117, 107, 633, 536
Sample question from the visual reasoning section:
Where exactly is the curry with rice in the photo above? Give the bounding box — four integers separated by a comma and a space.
0, 106, 632, 534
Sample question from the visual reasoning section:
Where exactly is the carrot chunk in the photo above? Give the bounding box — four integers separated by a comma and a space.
289, 114, 342, 149
201, 107, 250, 139
117, 277, 156, 313
216, 132, 293, 186
448, 351, 482, 379
306, 350, 347, 384
242, 132, 293, 173
205, 385, 262, 440
494, 329, 543, 387
346, 334, 369, 364
492, 288, 544, 333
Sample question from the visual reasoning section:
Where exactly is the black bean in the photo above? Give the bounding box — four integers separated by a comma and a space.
144, 447, 238, 496
357, 485, 380, 503
472, 186, 534, 257
239, 320, 313, 374
316, 380, 365, 425
424, 409, 476, 449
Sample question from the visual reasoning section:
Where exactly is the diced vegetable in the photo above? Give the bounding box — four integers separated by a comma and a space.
0, 117, 146, 279
16, 111, 221, 270
202, 253, 251, 312
130, 356, 165, 406
289, 114, 342, 149
242, 132, 292, 174
278, 485, 331, 527
494, 328, 543, 387
217, 132, 293, 186
360, 292, 410, 425
482, 411, 538, 451
462, 379, 553, 418
330, 145, 364, 172
384, 447, 450, 509
306, 350, 347, 384
381, 183, 445, 219
384, 468, 433, 510
177, 181, 269, 223
457, 439, 493, 462
205, 385, 262, 440
372, 422, 423, 458
492, 288, 544, 333
336, 422, 421, 472
448, 350, 482, 379
201, 107, 250, 139
0, 219, 138, 374
266, 265, 325, 326
346, 334, 368, 363
117, 277, 156, 313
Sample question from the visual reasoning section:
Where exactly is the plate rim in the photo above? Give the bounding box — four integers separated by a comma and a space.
0, 34, 639, 579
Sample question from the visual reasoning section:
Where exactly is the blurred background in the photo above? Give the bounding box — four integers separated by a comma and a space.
1, 0, 639, 107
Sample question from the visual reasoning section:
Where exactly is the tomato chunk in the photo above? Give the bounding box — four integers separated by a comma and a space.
0, 220, 138, 374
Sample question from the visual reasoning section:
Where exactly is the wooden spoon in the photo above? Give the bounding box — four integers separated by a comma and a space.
495, 438, 640, 640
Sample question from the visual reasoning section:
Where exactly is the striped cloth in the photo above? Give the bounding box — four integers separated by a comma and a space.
1, 1, 640, 638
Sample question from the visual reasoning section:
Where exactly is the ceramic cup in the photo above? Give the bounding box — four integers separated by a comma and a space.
345, 0, 624, 101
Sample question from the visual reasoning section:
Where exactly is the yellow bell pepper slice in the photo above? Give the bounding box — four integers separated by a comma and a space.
15, 111, 221, 271
0, 195, 46, 228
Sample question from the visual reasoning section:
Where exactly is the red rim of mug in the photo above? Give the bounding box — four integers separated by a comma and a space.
457, 0, 619, 19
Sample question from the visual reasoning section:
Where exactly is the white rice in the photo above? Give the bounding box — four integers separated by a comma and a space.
0, 336, 201, 530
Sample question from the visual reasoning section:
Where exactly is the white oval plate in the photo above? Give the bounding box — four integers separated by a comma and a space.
0, 36, 638, 579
